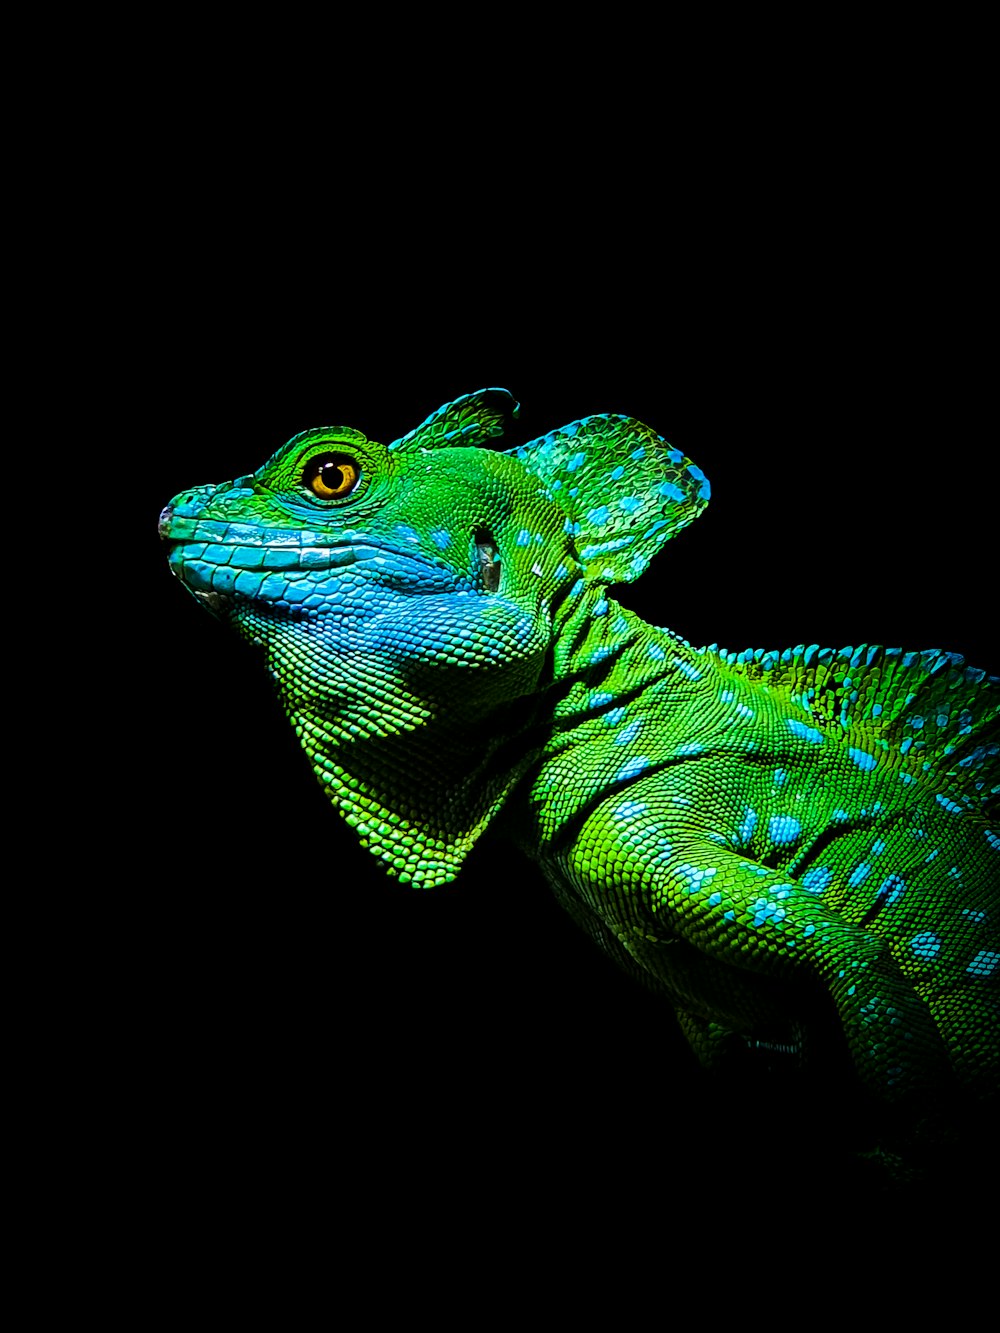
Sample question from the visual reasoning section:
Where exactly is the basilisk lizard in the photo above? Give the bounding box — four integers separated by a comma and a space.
160, 388, 998, 1121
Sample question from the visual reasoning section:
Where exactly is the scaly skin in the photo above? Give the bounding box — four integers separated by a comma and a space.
160, 388, 999, 1116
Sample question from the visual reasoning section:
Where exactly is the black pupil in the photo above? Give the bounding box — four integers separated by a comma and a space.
320, 462, 345, 490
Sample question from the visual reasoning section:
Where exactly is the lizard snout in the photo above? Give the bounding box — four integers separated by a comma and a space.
157, 503, 175, 539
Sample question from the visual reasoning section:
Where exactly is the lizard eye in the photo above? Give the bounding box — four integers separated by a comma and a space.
303, 453, 362, 500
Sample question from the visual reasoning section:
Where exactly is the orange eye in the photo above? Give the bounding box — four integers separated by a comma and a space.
303, 453, 361, 500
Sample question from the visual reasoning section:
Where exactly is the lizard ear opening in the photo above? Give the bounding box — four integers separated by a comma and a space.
473, 526, 501, 592
506, 414, 710, 585
389, 388, 520, 453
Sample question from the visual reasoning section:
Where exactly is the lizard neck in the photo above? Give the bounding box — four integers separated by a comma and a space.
499, 589, 719, 855
546, 586, 713, 738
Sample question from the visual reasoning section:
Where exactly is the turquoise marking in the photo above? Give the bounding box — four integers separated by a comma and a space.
878, 874, 906, 905
738, 808, 758, 845
678, 864, 718, 894
647, 644, 666, 661
613, 799, 647, 822
788, 719, 824, 744
658, 481, 685, 502
591, 691, 614, 708
753, 897, 787, 927
566, 451, 586, 471
430, 529, 451, 549
773, 769, 788, 786
685, 462, 711, 499
619, 496, 642, 514
936, 794, 964, 815
849, 863, 872, 888
667, 448, 683, 464
769, 815, 801, 845
987, 830, 1000, 852
802, 866, 832, 893
516, 529, 531, 546
615, 720, 642, 746
605, 707, 626, 725
849, 748, 878, 772
672, 657, 702, 681
966, 950, 999, 978
609, 465, 626, 481
617, 756, 651, 782
588, 505, 610, 526
579, 537, 628, 562
630, 446, 646, 461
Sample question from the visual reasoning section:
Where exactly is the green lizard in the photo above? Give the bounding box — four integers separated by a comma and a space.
160, 387, 998, 1122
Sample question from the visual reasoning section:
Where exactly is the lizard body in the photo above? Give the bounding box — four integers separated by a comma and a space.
160, 388, 998, 1117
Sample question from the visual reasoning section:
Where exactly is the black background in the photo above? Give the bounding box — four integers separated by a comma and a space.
124, 222, 998, 1234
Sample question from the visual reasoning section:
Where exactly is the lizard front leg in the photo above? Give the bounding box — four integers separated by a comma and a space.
563, 805, 954, 1101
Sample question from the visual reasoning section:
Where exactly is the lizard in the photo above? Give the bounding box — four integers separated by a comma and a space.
159, 387, 998, 1143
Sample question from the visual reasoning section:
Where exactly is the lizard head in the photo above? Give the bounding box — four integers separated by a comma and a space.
160, 388, 710, 884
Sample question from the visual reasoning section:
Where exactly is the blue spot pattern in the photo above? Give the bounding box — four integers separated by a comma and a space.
738, 808, 758, 846
769, 815, 801, 845
802, 866, 832, 893
966, 951, 998, 977
788, 719, 824, 744
909, 932, 940, 959
849, 748, 878, 772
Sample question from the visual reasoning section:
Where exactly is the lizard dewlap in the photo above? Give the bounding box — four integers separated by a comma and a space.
160, 387, 999, 1119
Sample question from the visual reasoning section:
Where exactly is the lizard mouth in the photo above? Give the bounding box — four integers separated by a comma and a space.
161, 506, 499, 597
163, 527, 465, 606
